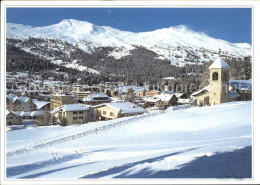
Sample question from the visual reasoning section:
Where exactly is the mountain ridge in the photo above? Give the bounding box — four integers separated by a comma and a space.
6, 19, 251, 66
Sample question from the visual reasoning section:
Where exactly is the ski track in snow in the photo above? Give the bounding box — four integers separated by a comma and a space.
7, 105, 190, 158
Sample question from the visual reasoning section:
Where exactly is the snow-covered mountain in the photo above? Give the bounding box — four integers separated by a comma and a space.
7, 19, 251, 66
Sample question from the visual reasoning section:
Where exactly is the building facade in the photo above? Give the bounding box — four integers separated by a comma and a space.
191, 58, 231, 106
6, 96, 37, 111
53, 104, 93, 124
83, 92, 112, 106
94, 102, 146, 120
50, 94, 77, 110
145, 90, 161, 97
6, 111, 22, 125
209, 58, 230, 105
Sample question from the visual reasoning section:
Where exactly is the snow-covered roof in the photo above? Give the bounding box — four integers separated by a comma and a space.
191, 86, 210, 96
6, 110, 22, 120
43, 80, 65, 87
111, 97, 122, 103
143, 97, 162, 103
154, 92, 175, 102
163, 77, 175, 80
96, 102, 146, 114
230, 79, 252, 85
6, 95, 15, 102
6, 95, 30, 104
174, 93, 184, 99
143, 92, 175, 103
51, 93, 77, 100
17, 97, 30, 104
32, 100, 50, 109
209, 58, 230, 69
177, 98, 191, 104
83, 92, 112, 102
118, 85, 149, 93
55, 104, 91, 112
6, 110, 10, 117
40, 94, 50, 97
230, 80, 252, 91
20, 111, 44, 117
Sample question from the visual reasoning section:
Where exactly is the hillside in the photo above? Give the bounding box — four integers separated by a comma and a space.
6, 101, 252, 179
7, 19, 251, 64
6, 19, 252, 85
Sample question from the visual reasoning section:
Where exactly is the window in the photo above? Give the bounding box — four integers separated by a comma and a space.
222, 72, 228, 81
103, 111, 106, 115
79, 111, 83, 114
73, 111, 77, 114
79, 116, 83, 119
73, 117, 78, 120
110, 112, 114, 116
212, 72, 218, 81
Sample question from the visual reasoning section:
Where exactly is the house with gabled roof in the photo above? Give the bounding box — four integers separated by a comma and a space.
6, 110, 22, 125
6, 95, 37, 111
32, 100, 50, 111
93, 102, 146, 120
50, 93, 78, 110
52, 104, 93, 124
82, 92, 112, 106
143, 91, 177, 108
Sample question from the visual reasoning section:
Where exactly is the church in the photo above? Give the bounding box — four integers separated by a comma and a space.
191, 57, 252, 106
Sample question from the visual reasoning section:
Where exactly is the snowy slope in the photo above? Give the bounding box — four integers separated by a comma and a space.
6, 101, 252, 179
7, 19, 251, 64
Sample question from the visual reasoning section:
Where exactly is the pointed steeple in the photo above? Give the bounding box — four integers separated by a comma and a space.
209, 57, 230, 69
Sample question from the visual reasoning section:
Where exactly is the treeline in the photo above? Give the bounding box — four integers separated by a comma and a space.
71, 46, 204, 84
6, 45, 114, 85
6, 45, 57, 72
6, 38, 252, 93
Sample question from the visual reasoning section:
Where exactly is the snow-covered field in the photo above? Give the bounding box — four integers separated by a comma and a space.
6, 101, 252, 179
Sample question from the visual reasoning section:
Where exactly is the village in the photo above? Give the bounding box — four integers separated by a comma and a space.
3, 5, 256, 180
6, 57, 252, 129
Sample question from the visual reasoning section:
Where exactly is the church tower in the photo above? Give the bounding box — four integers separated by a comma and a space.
209, 57, 230, 105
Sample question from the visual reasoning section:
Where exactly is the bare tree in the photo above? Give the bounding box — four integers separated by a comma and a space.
60, 117, 68, 126
93, 109, 101, 121
125, 88, 135, 103
35, 110, 52, 126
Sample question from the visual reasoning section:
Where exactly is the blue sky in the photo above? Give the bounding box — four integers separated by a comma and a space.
7, 8, 251, 44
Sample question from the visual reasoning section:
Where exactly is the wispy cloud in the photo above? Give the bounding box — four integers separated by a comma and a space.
107, 10, 112, 13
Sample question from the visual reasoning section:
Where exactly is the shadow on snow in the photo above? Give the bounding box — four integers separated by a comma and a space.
7, 147, 116, 178
20, 162, 97, 179
81, 147, 200, 178
81, 146, 252, 179
7, 153, 85, 178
